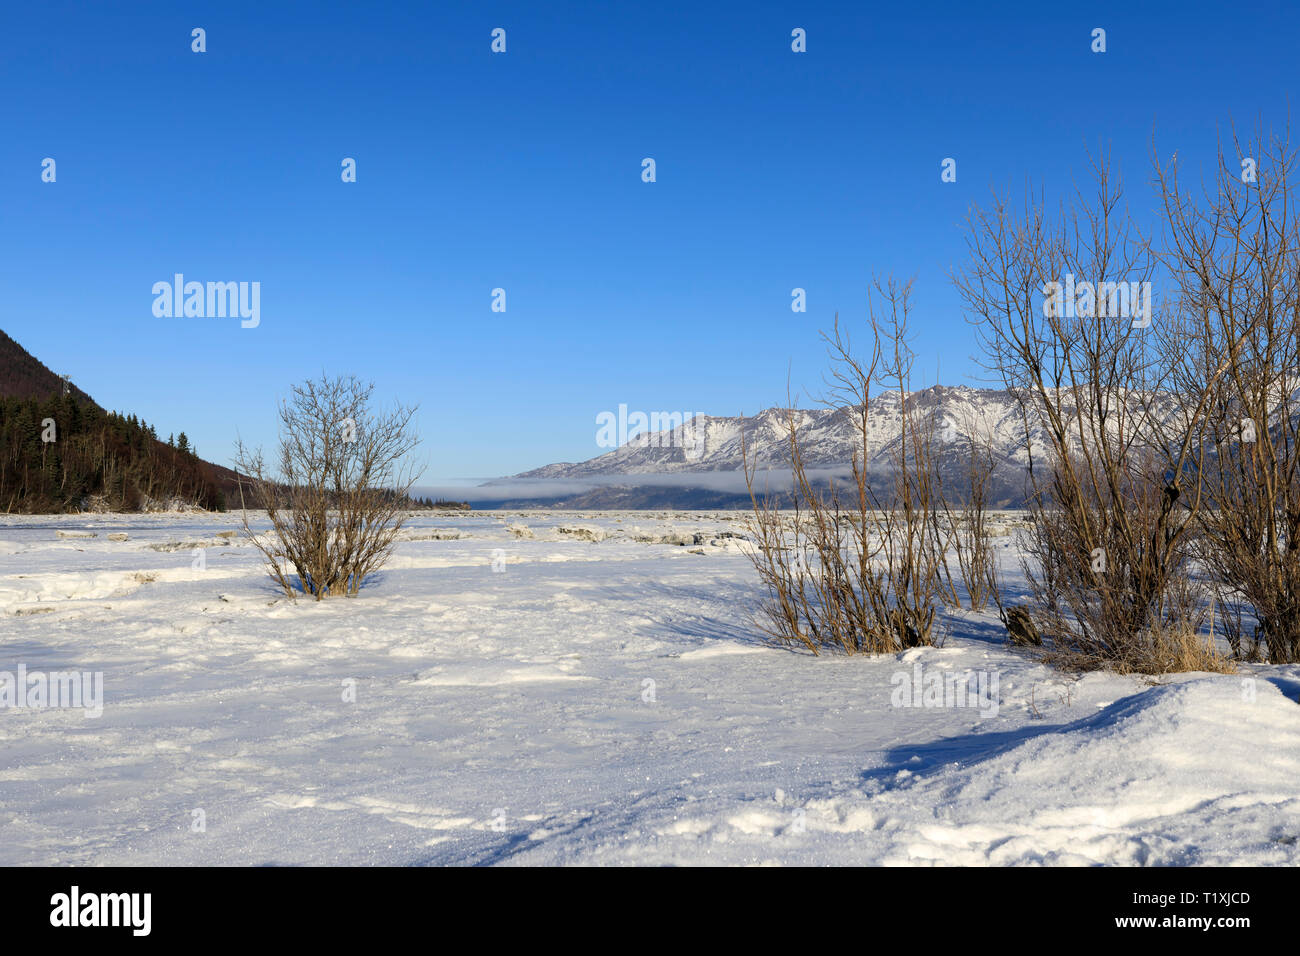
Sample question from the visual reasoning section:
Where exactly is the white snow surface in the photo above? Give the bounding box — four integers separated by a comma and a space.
1, 510, 1298, 866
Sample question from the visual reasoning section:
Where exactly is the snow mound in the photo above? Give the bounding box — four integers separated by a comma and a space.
878, 677, 1300, 865
561, 677, 1300, 867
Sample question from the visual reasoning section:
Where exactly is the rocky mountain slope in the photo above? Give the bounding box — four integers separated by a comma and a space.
486, 384, 1184, 510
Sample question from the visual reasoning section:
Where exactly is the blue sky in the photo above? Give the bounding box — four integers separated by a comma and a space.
3, 0, 1296, 482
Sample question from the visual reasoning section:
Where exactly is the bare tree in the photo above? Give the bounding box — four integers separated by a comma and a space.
953, 151, 1228, 673
234, 374, 422, 600
1158, 123, 1300, 663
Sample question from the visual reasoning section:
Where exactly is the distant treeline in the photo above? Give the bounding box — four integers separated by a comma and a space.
0, 394, 228, 513
412, 496, 472, 511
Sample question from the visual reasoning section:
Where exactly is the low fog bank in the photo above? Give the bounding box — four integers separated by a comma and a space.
410, 468, 840, 509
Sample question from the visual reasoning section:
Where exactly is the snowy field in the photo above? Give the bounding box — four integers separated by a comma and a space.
1, 510, 1298, 866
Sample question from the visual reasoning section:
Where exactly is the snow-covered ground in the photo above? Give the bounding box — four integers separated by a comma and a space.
1, 510, 1298, 866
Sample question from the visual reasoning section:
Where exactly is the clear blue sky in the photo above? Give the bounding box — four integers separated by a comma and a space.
3, 0, 1295, 481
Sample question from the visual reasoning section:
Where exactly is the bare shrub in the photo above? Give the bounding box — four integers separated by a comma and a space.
1158, 125, 1300, 663
743, 278, 947, 654
939, 420, 1001, 611
953, 152, 1219, 672
234, 374, 422, 600
744, 125, 1285, 675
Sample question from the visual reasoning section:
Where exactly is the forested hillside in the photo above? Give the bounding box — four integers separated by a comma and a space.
0, 330, 236, 513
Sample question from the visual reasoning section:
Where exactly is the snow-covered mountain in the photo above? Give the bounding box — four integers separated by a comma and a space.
518, 386, 1034, 477
484, 385, 1071, 508
476, 383, 1196, 509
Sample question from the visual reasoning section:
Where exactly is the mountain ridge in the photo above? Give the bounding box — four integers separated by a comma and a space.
482, 384, 1047, 508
